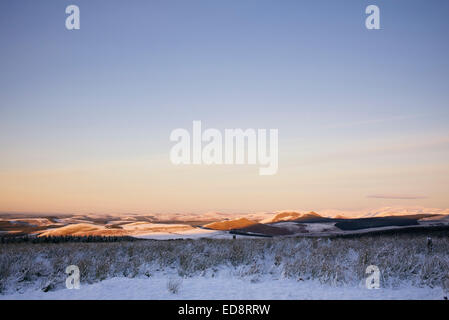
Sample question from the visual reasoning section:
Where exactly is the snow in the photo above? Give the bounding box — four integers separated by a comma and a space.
4, 207, 448, 240
121, 222, 189, 230
304, 223, 338, 233
1, 273, 446, 300
37, 223, 106, 236
4, 218, 58, 227
134, 229, 234, 240
1, 233, 448, 300
319, 206, 449, 218
134, 229, 267, 240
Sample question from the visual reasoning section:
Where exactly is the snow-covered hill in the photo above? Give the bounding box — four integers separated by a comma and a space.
1, 207, 448, 238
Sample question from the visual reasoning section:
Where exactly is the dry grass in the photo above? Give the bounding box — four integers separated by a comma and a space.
0, 234, 448, 294
166, 278, 182, 294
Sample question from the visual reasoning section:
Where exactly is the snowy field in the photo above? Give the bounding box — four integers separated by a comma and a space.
134, 229, 236, 240
1, 236, 448, 300
2, 273, 447, 300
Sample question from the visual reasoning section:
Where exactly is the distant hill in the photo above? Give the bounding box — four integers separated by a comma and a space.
37, 222, 194, 237
262, 211, 302, 223
335, 217, 419, 231
38, 223, 120, 237
292, 212, 336, 223
235, 223, 294, 236
203, 218, 257, 231
1, 207, 449, 240
263, 211, 328, 224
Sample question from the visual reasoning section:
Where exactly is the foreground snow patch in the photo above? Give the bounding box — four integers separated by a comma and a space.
2, 275, 446, 300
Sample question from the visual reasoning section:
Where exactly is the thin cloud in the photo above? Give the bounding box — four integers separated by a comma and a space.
322, 114, 425, 130
367, 194, 428, 200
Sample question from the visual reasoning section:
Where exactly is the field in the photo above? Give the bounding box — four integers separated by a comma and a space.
1, 233, 448, 299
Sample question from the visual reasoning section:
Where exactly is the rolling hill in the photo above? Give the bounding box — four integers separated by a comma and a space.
203, 218, 257, 231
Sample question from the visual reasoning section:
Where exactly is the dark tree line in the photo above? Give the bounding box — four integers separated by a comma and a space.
0, 235, 143, 244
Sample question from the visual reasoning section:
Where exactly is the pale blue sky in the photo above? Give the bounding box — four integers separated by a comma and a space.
1, 0, 448, 213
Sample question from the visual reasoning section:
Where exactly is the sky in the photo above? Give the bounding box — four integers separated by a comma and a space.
0, 0, 448, 214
